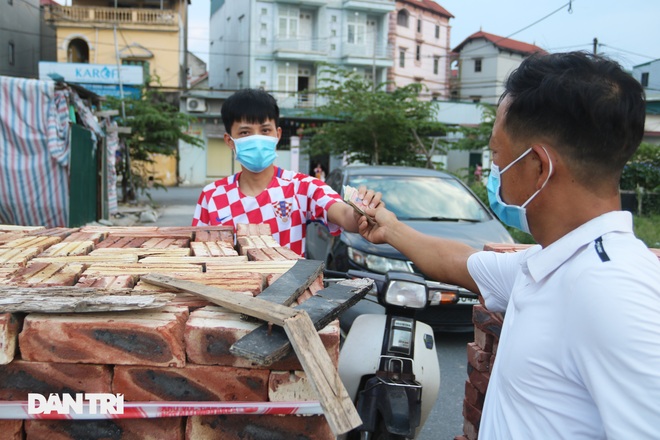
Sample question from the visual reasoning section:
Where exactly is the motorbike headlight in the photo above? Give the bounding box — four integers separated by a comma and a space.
382, 272, 428, 309
348, 247, 411, 274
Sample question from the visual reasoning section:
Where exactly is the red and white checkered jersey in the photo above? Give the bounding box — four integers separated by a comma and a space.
192, 167, 342, 256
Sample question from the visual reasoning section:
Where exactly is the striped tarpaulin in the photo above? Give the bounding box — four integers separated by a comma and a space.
0, 76, 70, 227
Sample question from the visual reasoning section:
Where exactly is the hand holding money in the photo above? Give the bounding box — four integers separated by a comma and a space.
343, 185, 377, 225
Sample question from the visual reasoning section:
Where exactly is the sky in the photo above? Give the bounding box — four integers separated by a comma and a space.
187, 0, 659, 71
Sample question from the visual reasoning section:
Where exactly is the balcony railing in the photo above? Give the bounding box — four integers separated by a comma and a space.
44, 4, 179, 27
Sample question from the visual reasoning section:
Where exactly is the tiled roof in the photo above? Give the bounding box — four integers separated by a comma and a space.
399, 0, 454, 18
452, 30, 547, 56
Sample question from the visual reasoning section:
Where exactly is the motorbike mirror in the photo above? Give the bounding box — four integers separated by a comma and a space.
380, 272, 428, 309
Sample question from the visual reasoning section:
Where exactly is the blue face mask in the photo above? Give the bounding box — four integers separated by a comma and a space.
487, 147, 553, 234
231, 134, 279, 173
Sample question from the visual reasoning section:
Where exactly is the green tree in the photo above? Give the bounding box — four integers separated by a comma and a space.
452, 103, 496, 152
106, 79, 204, 202
305, 65, 442, 166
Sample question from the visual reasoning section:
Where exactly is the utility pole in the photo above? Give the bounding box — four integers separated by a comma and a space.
593, 38, 598, 55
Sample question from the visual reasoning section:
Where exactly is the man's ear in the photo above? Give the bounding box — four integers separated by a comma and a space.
531, 144, 554, 189
224, 133, 235, 151
276, 126, 282, 140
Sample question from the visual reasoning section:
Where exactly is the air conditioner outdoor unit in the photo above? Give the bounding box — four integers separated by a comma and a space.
186, 97, 207, 113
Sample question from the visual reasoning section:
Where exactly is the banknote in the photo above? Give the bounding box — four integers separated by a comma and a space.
343, 185, 376, 225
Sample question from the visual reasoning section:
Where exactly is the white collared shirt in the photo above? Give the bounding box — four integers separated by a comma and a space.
468, 211, 660, 439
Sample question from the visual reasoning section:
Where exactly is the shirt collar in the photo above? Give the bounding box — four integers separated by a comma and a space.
524, 211, 634, 282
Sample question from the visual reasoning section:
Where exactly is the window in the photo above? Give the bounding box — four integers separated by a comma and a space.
416, 45, 421, 62
278, 6, 298, 39
237, 72, 244, 89
278, 63, 297, 93
332, 15, 337, 22
122, 59, 149, 83
433, 56, 439, 75
67, 38, 89, 63
260, 37, 267, 46
397, 9, 408, 27
331, 44, 336, 51
331, 29, 337, 37
474, 58, 482, 72
8, 41, 14, 65
260, 66, 267, 74
347, 13, 366, 45
641, 72, 649, 87
435, 24, 440, 39
399, 48, 406, 68
417, 18, 422, 33
471, 96, 481, 103
261, 8, 267, 15
261, 23, 267, 30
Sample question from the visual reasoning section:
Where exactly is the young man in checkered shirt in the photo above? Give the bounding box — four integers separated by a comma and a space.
192, 88, 380, 257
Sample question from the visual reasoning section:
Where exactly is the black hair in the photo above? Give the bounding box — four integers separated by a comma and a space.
501, 51, 645, 184
221, 88, 280, 133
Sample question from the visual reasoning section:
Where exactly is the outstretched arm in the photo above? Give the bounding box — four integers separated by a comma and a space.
359, 204, 480, 293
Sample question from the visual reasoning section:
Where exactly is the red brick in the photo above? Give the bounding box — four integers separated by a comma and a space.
483, 243, 532, 253
464, 379, 485, 409
19, 306, 188, 367
467, 364, 490, 396
7, 262, 84, 287
0, 313, 20, 365
472, 304, 503, 338
75, 274, 136, 289
113, 365, 269, 402
186, 415, 332, 440
466, 342, 490, 372
463, 417, 479, 440
236, 223, 271, 237
0, 360, 112, 400
193, 228, 234, 244
463, 399, 482, 428
185, 307, 340, 370
25, 418, 184, 440
473, 327, 493, 352
0, 420, 22, 440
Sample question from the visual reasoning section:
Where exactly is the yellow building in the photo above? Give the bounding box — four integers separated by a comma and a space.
43, 0, 189, 186
43, 0, 188, 91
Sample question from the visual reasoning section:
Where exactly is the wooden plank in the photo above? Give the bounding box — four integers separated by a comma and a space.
0, 286, 174, 313
230, 278, 373, 365
106, 126, 132, 134
283, 312, 363, 436
256, 259, 324, 306
138, 256, 247, 265
95, 109, 119, 117
140, 273, 298, 326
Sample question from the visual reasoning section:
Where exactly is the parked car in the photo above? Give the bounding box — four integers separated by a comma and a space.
306, 165, 515, 332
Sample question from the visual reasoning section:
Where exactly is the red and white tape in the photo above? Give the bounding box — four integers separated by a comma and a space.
0, 401, 324, 420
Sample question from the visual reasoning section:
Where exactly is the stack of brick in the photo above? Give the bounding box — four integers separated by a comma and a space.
454, 243, 530, 440
0, 223, 336, 440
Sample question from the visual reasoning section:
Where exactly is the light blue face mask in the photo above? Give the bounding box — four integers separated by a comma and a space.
231, 134, 279, 173
487, 147, 553, 234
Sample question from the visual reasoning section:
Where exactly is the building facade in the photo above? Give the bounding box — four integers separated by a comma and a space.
208, 0, 395, 108
450, 30, 545, 104
0, 0, 42, 78
42, 0, 189, 91
388, 0, 453, 100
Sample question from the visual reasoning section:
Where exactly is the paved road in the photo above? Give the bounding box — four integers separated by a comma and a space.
144, 185, 472, 440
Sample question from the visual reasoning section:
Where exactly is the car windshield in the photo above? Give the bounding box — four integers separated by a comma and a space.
348, 175, 491, 222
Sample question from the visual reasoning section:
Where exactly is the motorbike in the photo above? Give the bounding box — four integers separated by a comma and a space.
327, 269, 443, 440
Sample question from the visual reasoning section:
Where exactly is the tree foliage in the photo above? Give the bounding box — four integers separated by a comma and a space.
620, 142, 660, 191
305, 65, 444, 166
105, 78, 203, 200
452, 103, 496, 151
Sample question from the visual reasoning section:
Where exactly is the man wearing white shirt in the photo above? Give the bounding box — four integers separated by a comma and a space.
359, 51, 660, 439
